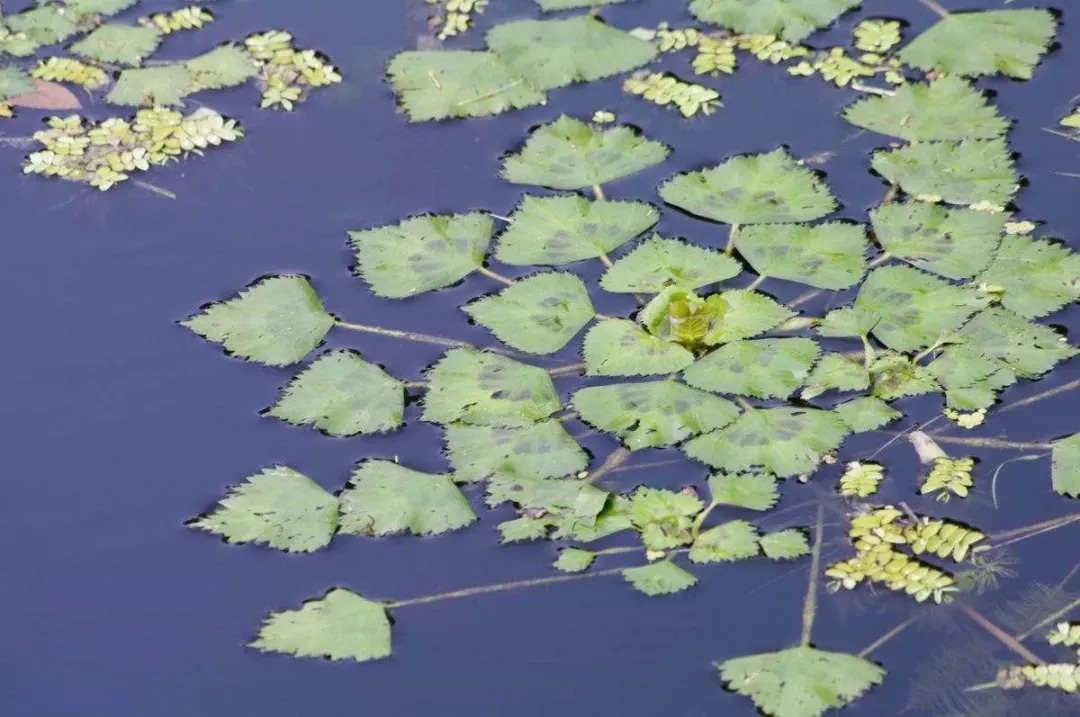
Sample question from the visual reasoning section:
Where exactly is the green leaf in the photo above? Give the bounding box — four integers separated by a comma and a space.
707, 472, 779, 511
834, 396, 901, 432
689, 0, 860, 42
495, 195, 658, 265
976, 236, 1080, 318
869, 202, 1005, 279
629, 486, 703, 550
190, 466, 338, 553
660, 148, 837, 225
422, 348, 560, 427
899, 9, 1056, 80
685, 407, 849, 478
871, 139, 1017, 206
760, 529, 810, 560
718, 646, 885, 717
842, 76, 1009, 142
487, 473, 607, 513
65, 0, 139, 16
463, 272, 595, 354
573, 379, 739, 450
554, 547, 596, 572
487, 17, 657, 92
926, 344, 1010, 410
537, 0, 628, 9
582, 319, 695, 376
265, 351, 403, 436
106, 65, 194, 106
501, 116, 669, 190
684, 338, 820, 399
0, 66, 33, 100
70, 23, 161, 66
338, 460, 477, 536
959, 307, 1077, 379
250, 589, 391, 663
801, 353, 869, 400
6, 6, 78, 45
622, 560, 698, 596
689, 520, 760, 563
735, 222, 866, 290
348, 212, 493, 299
703, 290, 796, 345
1052, 434, 1080, 498
186, 44, 260, 90
446, 421, 588, 482
819, 265, 990, 352
499, 516, 551, 542
600, 235, 741, 293
386, 50, 546, 122
869, 353, 941, 401
182, 275, 334, 367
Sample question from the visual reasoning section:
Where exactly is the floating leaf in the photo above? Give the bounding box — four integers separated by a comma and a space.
573, 379, 739, 449
537, 0, 628, 9
870, 202, 1005, 279
265, 351, 403, 436
760, 529, 809, 560
582, 319, 695, 376
554, 547, 596, 572
106, 65, 194, 106
501, 116, 669, 190
801, 353, 869, 399
869, 353, 941, 401
250, 589, 391, 663
959, 307, 1077, 379
0, 66, 33, 100
689, 520, 760, 563
65, 0, 139, 15
182, 275, 334, 366
190, 466, 337, 553
338, 460, 477, 537
703, 290, 796, 345
976, 236, 1080, 319
348, 213, 493, 299
842, 76, 1009, 142
926, 344, 1010, 411
599, 235, 741, 293
1052, 434, 1080, 498
622, 560, 698, 596
495, 195, 658, 265
463, 272, 595, 354
834, 396, 901, 432
819, 265, 990, 352
386, 50, 546, 122
70, 24, 162, 66
899, 9, 1056, 80
871, 139, 1017, 207
660, 148, 837, 225
7, 79, 80, 109
423, 349, 560, 427
736, 222, 866, 289
629, 487, 702, 550
684, 338, 821, 399
718, 646, 885, 717
499, 516, 551, 543
6, 5, 78, 45
187, 44, 260, 90
486, 17, 657, 92
685, 407, 849, 477
707, 472, 779, 511
689, 0, 860, 42
446, 421, 588, 482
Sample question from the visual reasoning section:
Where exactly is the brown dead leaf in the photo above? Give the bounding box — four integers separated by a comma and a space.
9, 80, 82, 110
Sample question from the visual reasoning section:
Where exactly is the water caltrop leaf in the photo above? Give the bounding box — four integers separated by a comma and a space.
899, 9, 1056, 80
386, 50, 546, 122
106, 65, 194, 106
869, 353, 941, 401
338, 460, 477, 536
703, 290, 795, 346
871, 139, 1017, 206
186, 44, 260, 90
684, 338, 821, 399
0, 66, 33, 100
265, 351, 404, 436
349, 212, 492, 299
486, 17, 657, 92
842, 76, 1009, 142
870, 202, 1005, 279
760, 529, 809, 560
554, 547, 596, 572
735, 222, 866, 290
65, 0, 139, 15
708, 472, 779, 511
423, 348, 560, 427
501, 116, 669, 190
926, 344, 1010, 410
70, 23, 162, 66
463, 272, 595, 354
660, 148, 836, 225
689, 520, 760, 563
582, 319, 695, 376
718, 646, 885, 717
959, 307, 1077, 379
834, 396, 901, 432
495, 195, 658, 265
801, 352, 869, 399
976, 237, 1080, 319
1052, 434, 1080, 498
689, 0, 860, 43
573, 379, 739, 449
446, 421, 588, 482
622, 560, 698, 596
250, 589, 391, 663
191, 466, 338, 552
182, 275, 334, 366
6, 5, 78, 45
685, 407, 849, 477
600, 235, 741, 293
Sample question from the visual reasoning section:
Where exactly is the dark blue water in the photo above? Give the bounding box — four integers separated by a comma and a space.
3, 0, 1080, 714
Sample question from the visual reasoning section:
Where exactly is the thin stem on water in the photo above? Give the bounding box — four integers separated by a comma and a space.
387, 566, 628, 609
858, 615, 919, 658
598, 252, 614, 268
592, 184, 606, 201
747, 274, 767, 291
1016, 595, 1080, 641
932, 435, 1052, 451
336, 320, 472, 348
587, 447, 631, 483
998, 378, 1080, 415
548, 362, 587, 377
477, 266, 516, 286
691, 501, 718, 540
725, 223, 740, 255
800, 505, 826, 646
735, 396, 755, 412
917, 0, 951, 19
860, 334, 875, 369
957, 602, 1044, 665
610, 458, 685, 474
986, 511, 1080, 543
133, 180, 176, 199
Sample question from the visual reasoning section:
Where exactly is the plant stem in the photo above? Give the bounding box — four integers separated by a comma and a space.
610, 458, 685, 473
477, 266, 515, 286
555, 411, 579, 423
691, 501, 718, 540
1016, 595, 1080, 641
725, 223, 740, 255
598, 252, 614, 268
800, 504, 826, 646
402, 380, 428, 389
860, 334, 875, 369
917, 0, 950, 18
387, 566, 628, 609
592, 184, 606, 201
735, 396, 755, 411
932, 435, 1052, 451
986, 511, 1080, 543
851, 82, 895, 97
957, 602, 1043, 664
858, 615, 919, 658
587, 446, 631, 482
133, 179, 176, 199
997, 378, 1080, 415
336, 320, 474, 348
747, 274, 767, 291
548, 362, 586, 377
